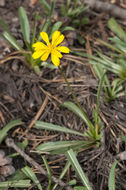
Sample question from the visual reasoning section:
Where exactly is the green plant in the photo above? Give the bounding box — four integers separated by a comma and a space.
90, 55, 125, 102
0, 4, 73, 74
33, 72, 103, 155
72, 27, 126, 102
33, 61, 103, 159
89, 18, 126, 101
61, 0, 89, 28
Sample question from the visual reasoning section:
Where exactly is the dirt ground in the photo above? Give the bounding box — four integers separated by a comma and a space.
0, 0, 126, 190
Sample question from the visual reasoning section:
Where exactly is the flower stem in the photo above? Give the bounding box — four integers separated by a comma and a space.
59, 66, 95, 135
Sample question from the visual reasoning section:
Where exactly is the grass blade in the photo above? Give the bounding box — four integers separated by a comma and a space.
108, 160, 118, 190
49, 1, 55, 18
19, 6, 30, 43
3, 31, 23, 51
34, 121, 85, 137
0, 16, 23, 51
22, 166, 43, 190
66, 149, 93, 190
74, 187, 88, 190
49, 21, 62, 38
0, 119, 23, 144
0, 180, 31, 188
52, 161, 71, 190
61, 26, 75, 32
36, 140, 93, 154
39, 0, 51, 13
42, 156, 52, 190
61, 101, 95, 135
108, 18, 126, 42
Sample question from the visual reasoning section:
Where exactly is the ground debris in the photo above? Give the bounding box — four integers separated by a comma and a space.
0, 150, 15, 181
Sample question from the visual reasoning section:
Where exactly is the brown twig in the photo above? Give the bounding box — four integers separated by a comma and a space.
85, 0, 126, 19
5, 138, 73, 190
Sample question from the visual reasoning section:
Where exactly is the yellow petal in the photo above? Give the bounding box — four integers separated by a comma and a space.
51, 53, 60, 67
52, 49, 62, 58
56, 46, 70, 53
51, 31, 61, 46
32, 42, 48, 50
32, 50, 45, 59
40, 32, 50, 46
41, 51, 50, 61
55, 34, 64, 47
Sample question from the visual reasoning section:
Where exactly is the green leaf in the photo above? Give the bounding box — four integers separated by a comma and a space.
36, 140, 93, 154
74, 186, 88, 190
22, 166, 43, 190
49, 1, 55, 18
68, 179, 76, 186
108, 160, 118, 190
61, 4, 67, 16
97, 39, 125, 56
79, 17, 89, 27
67, 0, 71, 8
19, 6, 30, 43
61, 26, 75, 32
41, 61, 57, 69
121, 135, 126, 142
108, 18, 126, 42
109, 36, 126, 53
0, 180, 31, 188
74, 0, 78, 8
0, 17, 23, 51
66, 149, 93, 190
61, 101, 95, 135
2, 31, 23, 51
0, 119, 23, 144
34, 121, 85, 137
39, 0, 51, 13
49, 21, 63, 38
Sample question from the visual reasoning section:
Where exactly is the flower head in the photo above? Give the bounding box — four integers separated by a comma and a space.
32, 31, 70, 67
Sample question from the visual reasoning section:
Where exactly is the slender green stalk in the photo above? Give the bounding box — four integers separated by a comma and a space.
32, 12, 39, 44
96, 71, 106, 122
59, 66, 95, 136
42, 156, 52, 190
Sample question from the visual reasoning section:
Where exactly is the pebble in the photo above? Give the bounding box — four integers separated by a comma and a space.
12, 60, 19, 72
17, 39, 24, 48
0, 0, 5, 7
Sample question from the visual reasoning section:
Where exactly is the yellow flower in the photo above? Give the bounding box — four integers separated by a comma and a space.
32, 31, 70, 67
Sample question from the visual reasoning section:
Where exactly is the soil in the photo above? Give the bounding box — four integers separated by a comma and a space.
0, 0, 126, 190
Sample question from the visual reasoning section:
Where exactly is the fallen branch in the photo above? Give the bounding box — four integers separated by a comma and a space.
85, 0, 126, 19
6, 138, 73, 190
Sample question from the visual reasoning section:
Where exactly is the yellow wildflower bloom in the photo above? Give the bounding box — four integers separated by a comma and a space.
32, 31, 70, 67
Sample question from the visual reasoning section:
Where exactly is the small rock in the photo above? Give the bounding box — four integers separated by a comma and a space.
12, 60, 19, 72
0, 149, 15, 181
117, 151, 126, 160
17, 39, 24, 48
12, 17, 19, 23
3, 47, 11, 56
0, 0, 5, 7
